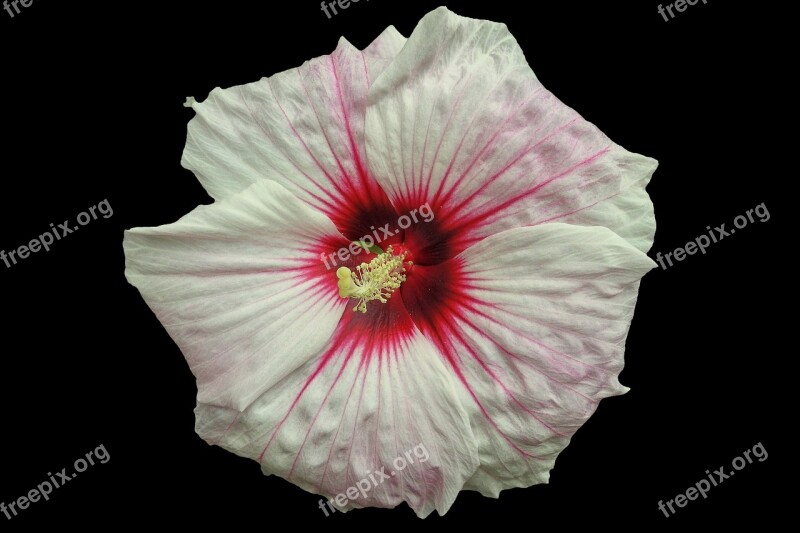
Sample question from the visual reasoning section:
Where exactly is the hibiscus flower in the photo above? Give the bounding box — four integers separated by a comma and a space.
124, 7, 657, 517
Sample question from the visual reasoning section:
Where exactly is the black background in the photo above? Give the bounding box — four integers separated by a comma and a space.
0, 0, 786, 528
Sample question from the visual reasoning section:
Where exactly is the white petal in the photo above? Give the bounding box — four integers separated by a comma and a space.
124, 180, 347, 412
196, 304, 479, 518
365, 7, 656, 255
181, 27, 406, 222
436, 223, 654, 496
560, 176, 656, 253
362, 26, 407, 81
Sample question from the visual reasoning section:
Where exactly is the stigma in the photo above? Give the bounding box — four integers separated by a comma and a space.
336, 246, 409, 313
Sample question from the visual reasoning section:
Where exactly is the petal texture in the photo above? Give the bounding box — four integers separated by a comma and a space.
124, 180, 348, 412
399, 223, 655, 496
365, 7, 657, 260
182, 27, 406, 240
196, 297, 479, 518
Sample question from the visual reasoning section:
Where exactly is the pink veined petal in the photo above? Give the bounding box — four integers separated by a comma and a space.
123, 180, 350, 412
399, 223, 655, 497
365, 7, 657, 258
181, 27, 407, 241
196, 296, 479, 518
560, 179, 656, 253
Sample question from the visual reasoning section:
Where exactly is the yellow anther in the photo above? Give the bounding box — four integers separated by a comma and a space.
335, 246, 408, 313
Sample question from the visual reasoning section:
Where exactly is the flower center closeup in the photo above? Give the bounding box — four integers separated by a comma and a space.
336, 245, 410, 313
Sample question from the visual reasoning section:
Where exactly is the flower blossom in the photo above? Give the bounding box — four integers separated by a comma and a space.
124, 7, 657, 517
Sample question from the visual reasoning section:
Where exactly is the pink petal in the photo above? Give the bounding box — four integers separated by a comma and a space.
400, 223, 655, 496
365, 8, 657, 258
124, 180, 349, 412
182, 27, 406, 239
560, 179, 656, 253
197, 295, 479, 518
